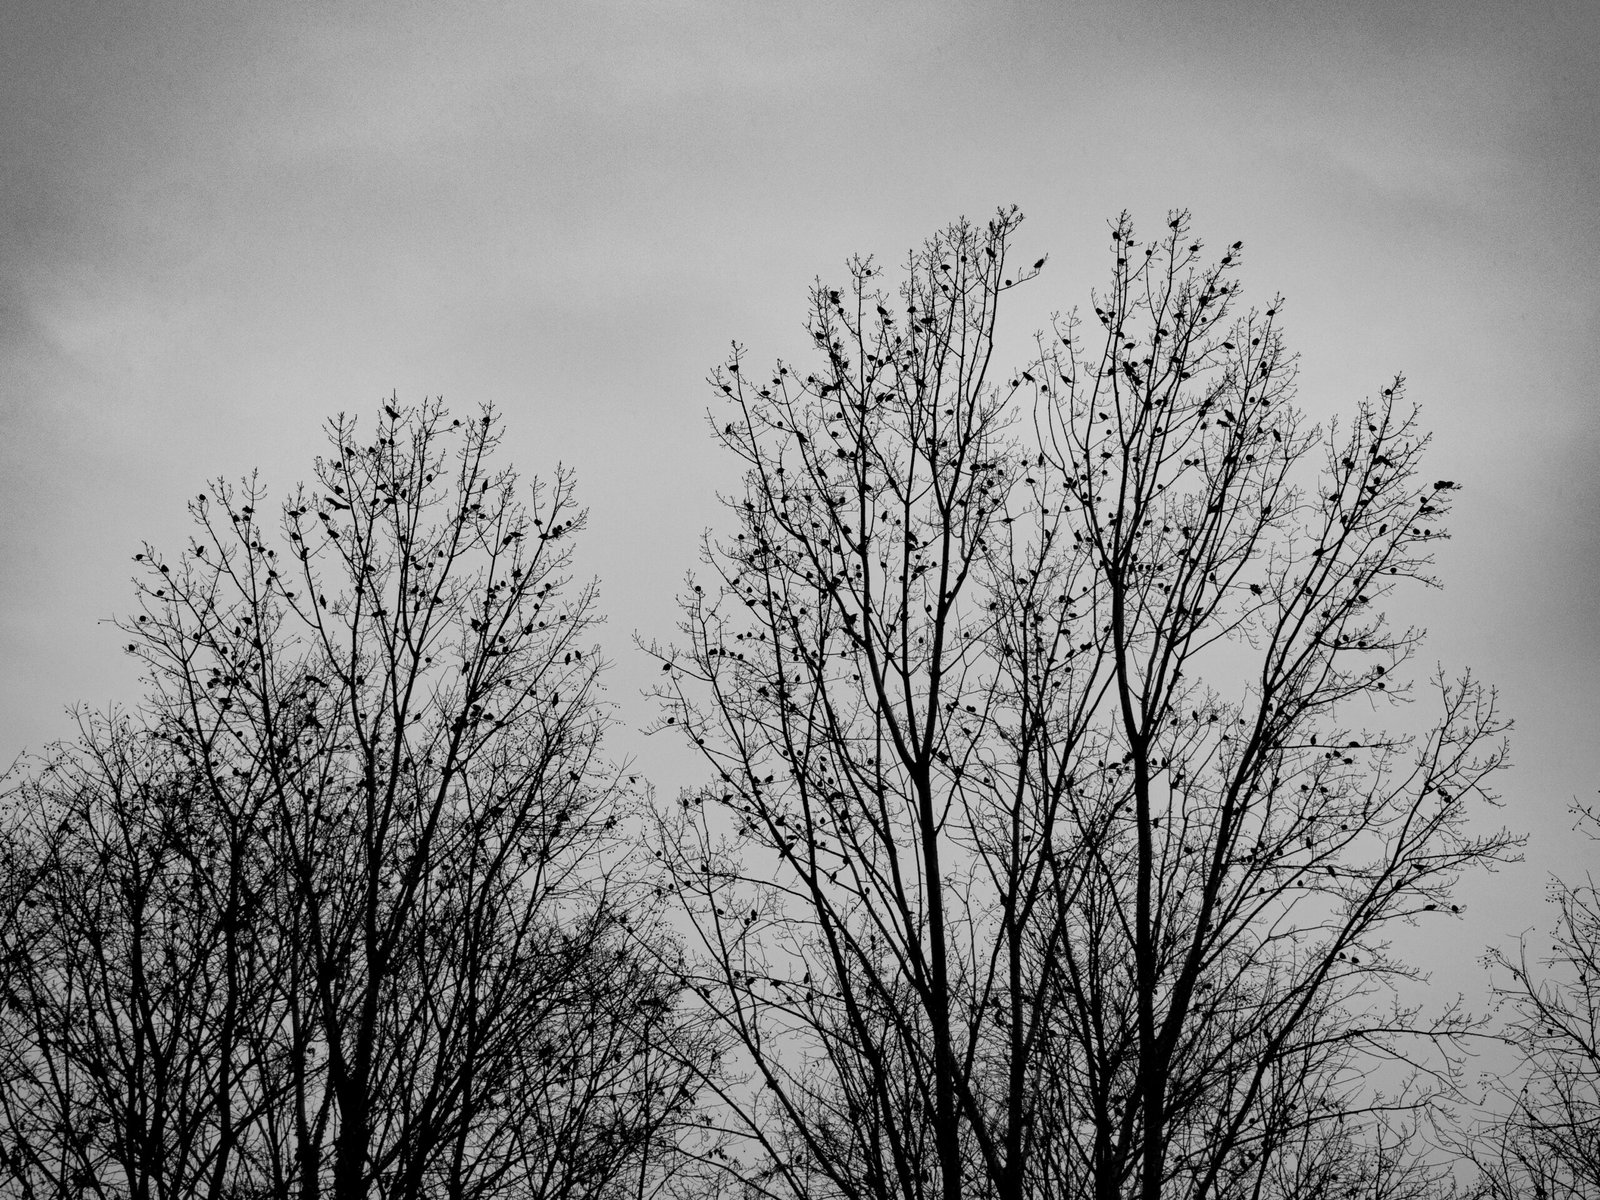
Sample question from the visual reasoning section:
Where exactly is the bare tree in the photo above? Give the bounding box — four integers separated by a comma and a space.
0, 401, 708, 1200
650, 210, 1518, 1200
1471, 803, 1600, 1200
0, 722, 283, 1200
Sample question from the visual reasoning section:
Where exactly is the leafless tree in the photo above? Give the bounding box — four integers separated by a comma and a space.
0, 401, 709, 1200
649, 209, 1518, 1200
1470, 803, 1600, 1200
0, 722, 283, 1200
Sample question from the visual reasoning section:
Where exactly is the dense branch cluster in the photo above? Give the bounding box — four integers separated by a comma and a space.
0, 406, 710, 1200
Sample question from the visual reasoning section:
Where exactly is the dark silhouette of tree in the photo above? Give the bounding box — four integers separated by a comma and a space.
0, 724, 283, 1200
650, 209, 1519, 1200
1470, 802, 1600, 1199
0, 402, 711, 1200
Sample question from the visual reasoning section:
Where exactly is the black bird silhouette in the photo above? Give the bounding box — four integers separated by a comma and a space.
385, 404, 399, 420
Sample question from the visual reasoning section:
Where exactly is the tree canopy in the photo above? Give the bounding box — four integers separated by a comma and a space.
0, 210, 1560, 1200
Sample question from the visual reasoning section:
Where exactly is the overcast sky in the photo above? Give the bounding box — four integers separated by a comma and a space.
3, 0, 1596, 985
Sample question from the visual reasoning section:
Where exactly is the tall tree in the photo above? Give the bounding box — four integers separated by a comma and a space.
0, 401, 707, 1200
651, 210, 1518, 1200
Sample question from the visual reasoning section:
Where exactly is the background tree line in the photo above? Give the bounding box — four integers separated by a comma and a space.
1, 210, 1591, 1200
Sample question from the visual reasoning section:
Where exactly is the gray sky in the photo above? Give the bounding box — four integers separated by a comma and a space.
3, 0, 1596, 978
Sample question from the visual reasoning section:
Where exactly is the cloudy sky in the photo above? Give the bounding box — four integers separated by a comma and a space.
3, 0, 1596, 977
